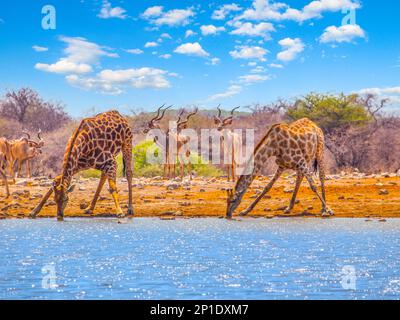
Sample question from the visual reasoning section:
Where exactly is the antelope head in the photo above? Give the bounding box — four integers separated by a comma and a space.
142, 104, 172, 134
214, 105, 240, 131
177, 107, 198, 132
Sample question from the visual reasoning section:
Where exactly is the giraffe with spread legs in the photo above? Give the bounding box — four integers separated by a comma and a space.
30, 110, 134, 221
226, 118, 334, 218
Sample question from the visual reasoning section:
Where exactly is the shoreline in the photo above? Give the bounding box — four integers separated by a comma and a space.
1, 174, 399, 220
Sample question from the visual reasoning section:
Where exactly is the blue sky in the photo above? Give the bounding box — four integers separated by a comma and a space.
0, 0, 399, 116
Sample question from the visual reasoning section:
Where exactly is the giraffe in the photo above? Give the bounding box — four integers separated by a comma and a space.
30, 110, 134, 221
213, 106, 241, 182
226, 118, 334, 218
0, 138, 10, 198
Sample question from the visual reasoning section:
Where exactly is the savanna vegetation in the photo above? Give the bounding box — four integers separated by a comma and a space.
1, 87, 399, 178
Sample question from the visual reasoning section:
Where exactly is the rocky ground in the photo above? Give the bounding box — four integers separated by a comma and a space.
1, 171, 400, 220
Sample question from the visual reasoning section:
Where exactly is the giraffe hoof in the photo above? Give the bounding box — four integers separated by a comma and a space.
84, 209, 93, 215
127, 208, 134, 216
239, 211, 249, 217
284, 207, 292, 215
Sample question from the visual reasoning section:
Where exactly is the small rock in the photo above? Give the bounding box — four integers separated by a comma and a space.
379, 189, 389, 195
80, 202, 89, 210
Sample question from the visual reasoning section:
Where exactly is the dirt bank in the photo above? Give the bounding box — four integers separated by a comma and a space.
1, 173, 399, 219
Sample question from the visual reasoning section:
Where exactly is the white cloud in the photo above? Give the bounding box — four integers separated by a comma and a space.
319, 24, 366, 43
32, 45, 48, 52
35, 59, 92, 74
159, 54, 172, 59
35, 37, 117, 75
269, 63, 284, 68
174, 42, 209, 57
66, 67, 171, 94
144, 41, 159, 48
230, 45, 268, 61
209, 57, 221, 65
142, 6, 195, 26
185, 29, 196, 38
160, 33, 172, 39
200, 24, 225, 36
60, 36, 117, 64
98, 0, 127, 19
142, 6, 164, 18
230, 21, 275, 39
125, 48, 143, 55
212, 3, 242, 20
237, 0, 360, 23
250, 65, 266, 73
238, 74, 270, 84
207, 85, 242, 101
277, 37, 304, 62
358, 86, 400, 106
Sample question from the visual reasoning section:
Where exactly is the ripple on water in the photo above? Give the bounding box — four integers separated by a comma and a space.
0, 218, 400, 299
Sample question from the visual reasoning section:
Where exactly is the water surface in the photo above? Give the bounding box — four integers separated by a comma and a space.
1, 218, 400, 299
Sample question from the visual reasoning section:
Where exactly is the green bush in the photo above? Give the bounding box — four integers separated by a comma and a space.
80, 140, 222, 178
286, 93, 372, 132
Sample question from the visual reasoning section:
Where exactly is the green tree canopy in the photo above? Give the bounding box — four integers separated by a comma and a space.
286, 93, 372, 133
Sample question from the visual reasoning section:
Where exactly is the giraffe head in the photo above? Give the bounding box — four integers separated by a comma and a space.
214, 106, 240, 131
226, 188, 241, 218
142, 104, 171, 134
52, 175, 75, 218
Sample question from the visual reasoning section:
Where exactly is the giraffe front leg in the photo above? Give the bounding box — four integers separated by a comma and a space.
85, 172, 107, 215
108, 178, 123, 216
284, 172, 304, 214
304, 172, 333, 217
239, 168, 284, 216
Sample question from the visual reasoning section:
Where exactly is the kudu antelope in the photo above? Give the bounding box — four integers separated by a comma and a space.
226, 118, 333, 218
0, 138, 11, 197
173, 107, 198, 179
30, 110, 133, 221
143, 104, 173, 178
214, 106, 241, 182
9, 130, 44, 179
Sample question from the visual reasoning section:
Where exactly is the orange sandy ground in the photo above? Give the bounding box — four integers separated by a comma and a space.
1, 176, 399, 219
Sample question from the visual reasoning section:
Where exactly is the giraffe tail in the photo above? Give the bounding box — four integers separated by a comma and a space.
312, 159, 319, 174
122, 157, 127, 178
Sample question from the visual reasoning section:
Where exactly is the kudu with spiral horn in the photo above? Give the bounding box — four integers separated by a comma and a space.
8, 129, 44, 179
143, 104, 174, 178
214, 106, 241, 182
172, 107, 198, 180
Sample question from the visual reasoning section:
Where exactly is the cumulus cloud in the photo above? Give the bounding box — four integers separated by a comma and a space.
66, 67, 171, 95
32, 45, 48, 52
159, 54, 172, 59
236, 0, 360, 23
125, 48, 143, 55
98, 0, 127, 19
185, 29, 197, 38
35, 59, 92, 74
269, 63, 284, 68
319, 24, 366, 43
144, 41, 159, 48
212, 3, 242, 20
277, 37, 304, 62
230, 21, 275, 39
230, 45, 268, 61
200, 25, 226, 36
174, 42, 209, 57
142, 6, 195, 26
238, 74, 270, 84
35, 37, 117, 74
207, 85, 242, 101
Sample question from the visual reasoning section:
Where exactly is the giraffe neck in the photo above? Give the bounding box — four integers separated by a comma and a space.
60, 133, 84, 189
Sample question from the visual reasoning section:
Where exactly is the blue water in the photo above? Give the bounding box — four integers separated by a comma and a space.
0, 218, 400, 300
